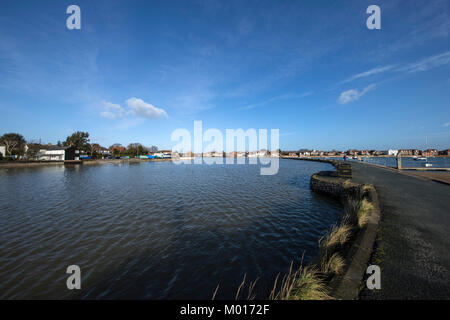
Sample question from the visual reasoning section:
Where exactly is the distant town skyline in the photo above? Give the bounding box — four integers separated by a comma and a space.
0, 0, 449, 150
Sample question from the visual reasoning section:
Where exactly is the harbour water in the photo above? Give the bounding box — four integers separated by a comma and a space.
0, 159, 342, 299
320, 156, 450, 168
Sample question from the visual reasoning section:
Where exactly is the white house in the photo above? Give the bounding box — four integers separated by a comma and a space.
270, 150, 279, 157
0, 146, 5, 157
388, 149, 398, 156
38, 146, 79, 161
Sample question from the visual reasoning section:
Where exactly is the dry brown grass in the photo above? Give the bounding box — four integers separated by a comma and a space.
357, 199, 373, 227
234, 274, 259, 300
319, 223, 353, 254
269, 263, 332, 300
320, 252, 345, 275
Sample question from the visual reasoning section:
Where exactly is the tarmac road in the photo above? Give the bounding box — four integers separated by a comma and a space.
350, 162, 450, 299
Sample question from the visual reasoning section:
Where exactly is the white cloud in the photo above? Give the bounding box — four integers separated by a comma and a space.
337, 51, 450, 88
100, 101, 126, 119
239, 91, 314, 110
340, 65, 393, 84
126, 97, 167, 119
338, 84, 376, 105
100, 98, 167, 121
397, 51, 450, 73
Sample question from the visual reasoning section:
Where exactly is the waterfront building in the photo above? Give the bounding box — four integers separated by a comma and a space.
422, 149, 438, 157
38, 146, 79, 161
0, 145, 5, 157
398, 149, 413, 156
388, 149, 398, 156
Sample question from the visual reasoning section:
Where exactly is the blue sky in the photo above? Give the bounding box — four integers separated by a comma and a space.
0, 0, 449, 150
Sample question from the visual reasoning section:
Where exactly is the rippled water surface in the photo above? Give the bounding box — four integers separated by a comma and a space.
0, 159, 342, 299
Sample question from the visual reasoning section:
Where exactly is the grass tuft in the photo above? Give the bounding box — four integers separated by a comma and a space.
356, 199, 373, 227
319, 223, 352, 254
269, 263, 332, 300
320, 252, 345, 275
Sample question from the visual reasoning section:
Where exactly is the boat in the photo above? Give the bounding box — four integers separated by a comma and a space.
414, 157, 427, 161
425, 163, 433, 167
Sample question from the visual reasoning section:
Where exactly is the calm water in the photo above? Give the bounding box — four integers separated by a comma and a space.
0, 159, 342, 299
325, 156, 450, 168
357, 156, 450, 168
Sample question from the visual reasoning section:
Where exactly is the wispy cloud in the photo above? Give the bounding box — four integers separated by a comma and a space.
100, 98, 167, 121
338, 84, 376, 105
340, 66, 394, 84
239, 91, 313, 110
100, 101, 126, 119
338, 51, 450, 87
443, 122, 450, 127
396, 51, 450, 73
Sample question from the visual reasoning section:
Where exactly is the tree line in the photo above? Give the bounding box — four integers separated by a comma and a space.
0, 131, 158, 160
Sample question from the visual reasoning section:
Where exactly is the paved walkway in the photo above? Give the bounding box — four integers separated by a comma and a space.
349, 162, 450, 299
400, 170, 450, 185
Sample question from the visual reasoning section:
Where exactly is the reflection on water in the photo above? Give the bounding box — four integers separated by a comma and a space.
0, 159, 342, 299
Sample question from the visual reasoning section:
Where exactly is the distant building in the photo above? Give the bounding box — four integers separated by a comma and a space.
38, 146, 80, 161
38, 146, 79, 161
438, 149, 450, 156
0, 145, 5, 157
160, 150, 172, 158
422, 149, 438, 157
398, 149, 413, 156
110, 145, 126, 155
388, 149, 398, 156
98, 147, 111, 156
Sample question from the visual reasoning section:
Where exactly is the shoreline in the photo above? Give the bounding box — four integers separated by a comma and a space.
283, 156, 381, 299
0, 158, 173, 168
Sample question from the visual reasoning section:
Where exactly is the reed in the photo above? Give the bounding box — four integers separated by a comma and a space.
269, 262, 331, 300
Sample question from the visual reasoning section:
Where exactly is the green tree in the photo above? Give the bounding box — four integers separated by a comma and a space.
126, 143, 146, 157
0, 133, 26, 156
63, 131, 90, 152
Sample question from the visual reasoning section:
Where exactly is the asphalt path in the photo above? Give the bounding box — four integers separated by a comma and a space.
350, 162, 450, 299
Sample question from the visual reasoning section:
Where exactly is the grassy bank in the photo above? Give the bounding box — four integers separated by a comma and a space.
269, 188, 375, 300
218, 176, 378, 300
